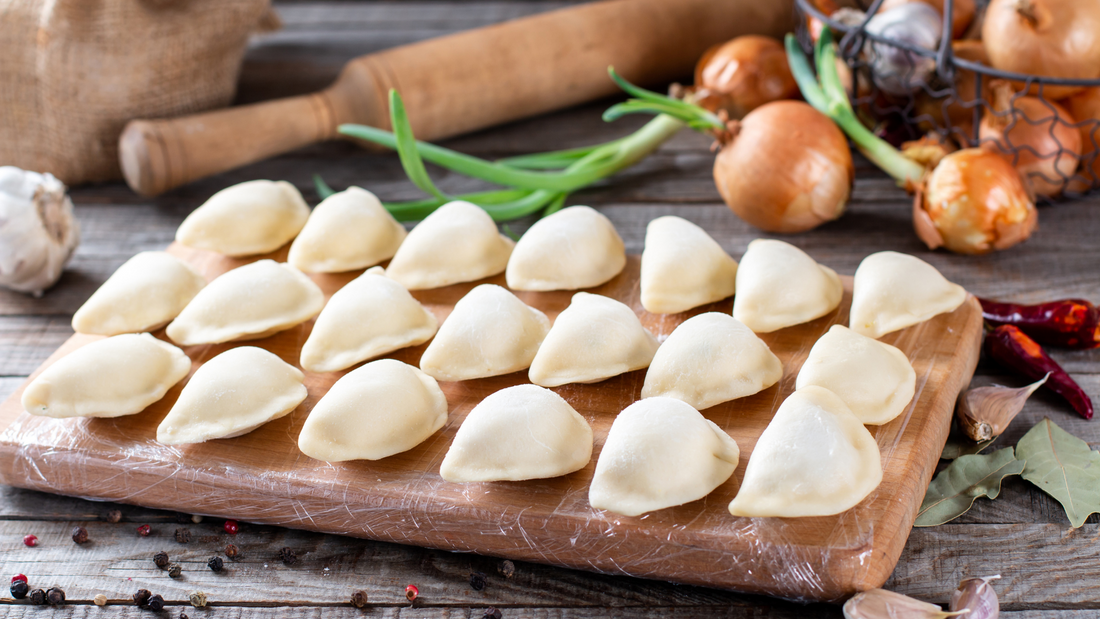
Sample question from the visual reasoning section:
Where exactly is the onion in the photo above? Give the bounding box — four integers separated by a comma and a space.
693, 36, 799, 120
982, 0, 1100, 99
880, 0, 976, 39
915, 41, 990, 145
914, 148, 1037, 255
712, 100, 853, 233
979, 81, 1080, 197
1063, 87, 1100, 191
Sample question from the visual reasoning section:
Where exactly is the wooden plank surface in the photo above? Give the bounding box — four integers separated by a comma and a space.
1, 0, 1098, 616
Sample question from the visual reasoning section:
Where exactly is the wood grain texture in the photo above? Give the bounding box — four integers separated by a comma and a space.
0, 242, 982, 601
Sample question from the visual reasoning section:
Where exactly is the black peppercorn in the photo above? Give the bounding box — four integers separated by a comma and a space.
168, 564, 182, 578
469, 571, 487, 591
350, 590, 368, 608
106, 509, 122, 523
174, 528, 191, 544
498, 559, 515, 579
154, 551, 170, 569
277, 546, 298, 565
10, 580, 29, 599
207, 556, 224, 572
225, 543, 240, 560
180, 613, 189, 619
71, 526, 88, 544
482, 608, 503, 619
46, 586, 65, 605
28, 588, 47, 605
175, 512, 191, 524
133, 589, 152, 607
146, 594, 165, 611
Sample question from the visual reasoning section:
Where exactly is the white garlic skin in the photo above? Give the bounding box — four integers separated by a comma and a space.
0, 167, 80, 296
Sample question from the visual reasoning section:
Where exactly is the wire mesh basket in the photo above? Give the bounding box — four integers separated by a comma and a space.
794, 0, 1100, 198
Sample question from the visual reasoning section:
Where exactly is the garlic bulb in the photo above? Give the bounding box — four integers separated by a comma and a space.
0, 167, 80, 296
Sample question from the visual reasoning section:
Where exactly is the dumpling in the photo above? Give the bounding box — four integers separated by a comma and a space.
22, 333, 191, 418
641, 313, 782, 410
176, 180, 310, 257
287, 187, 406, 273
439, 384, 592, 482
589, 397, 740, 517
796, 325, 916, 425
420, 284, 550, 381
849, 251, 968, 339
157, 347, 306, 445
528, 293, 660, 387
166, 260, 324, 346
72, 251, 206, 335
728, 386, 882, 518
506, 206, 626, 291
385, 201, 514, 290
640, 216, 738, 314
300, 267, 437, 373
732, 239, 843, 333
297, 359, 448, 461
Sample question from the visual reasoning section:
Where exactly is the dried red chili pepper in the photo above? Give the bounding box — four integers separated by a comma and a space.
979, 297, 1100, 349
985, 325, 1093, 420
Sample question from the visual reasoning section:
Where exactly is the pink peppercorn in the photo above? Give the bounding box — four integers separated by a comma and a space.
23, 535, 37, 547
224, 520, 239, 535
137, 524, 151, 537
405, 584, 419, 602
11, 574, 27, 584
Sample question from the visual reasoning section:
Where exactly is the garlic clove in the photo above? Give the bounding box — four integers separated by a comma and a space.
949, 575, 1000, 618
957, 375, 1048, 442
843, 588, 965, 619
0, 167, 80, 296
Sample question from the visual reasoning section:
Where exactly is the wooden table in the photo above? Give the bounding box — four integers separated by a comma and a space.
1, 2, 1097, 617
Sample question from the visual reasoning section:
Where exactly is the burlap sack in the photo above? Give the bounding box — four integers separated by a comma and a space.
0, 0, 275, 185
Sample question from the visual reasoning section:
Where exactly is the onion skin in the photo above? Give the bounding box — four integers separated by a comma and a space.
881, 0, 976, 39
713, 101, 853, 233
694, 36, 799, 120
1063, 87, 1100, 191
915, 148, 1037, 255
979, 92, 1080, 197
982, 0, 1100, 99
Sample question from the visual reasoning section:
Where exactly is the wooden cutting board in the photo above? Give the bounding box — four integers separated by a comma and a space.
0, 243, 983, 602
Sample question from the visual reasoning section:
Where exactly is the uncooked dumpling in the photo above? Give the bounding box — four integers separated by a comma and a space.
849, 251, 968, 339
420, 284, 549, 381
297, 359, 448, 461
385, 201, 514, 290
157, 347, 306, 445
732, 239, 843, 333
796, 325, 916, 425
440, 384, 592, 482
589, 397, 740, 517
166, 260, 324, 346
528, 293, 659, 387
300, 267, 437, 373
176, 180, 310, 257
640, 216, 738, 314
22, 333, 191, 418
72, 251, 207, 335
641, 313, 782, 410
728, 386, 882, 518
506, 206, 626, 291
287, 187, 406, 273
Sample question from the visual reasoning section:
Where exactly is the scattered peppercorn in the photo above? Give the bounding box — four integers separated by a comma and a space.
224, 519, 239, 535
188, 590, 207, 608
168, 564, 183, 578
46, 586, 65, 605
28, 588, 47, 605
207, 556, 224, 573
278, 547, 298, 565
180, 613, 189, 619
133, 589, 152, 607
71, 526, 89, 544
225, 543, 240, 560
498, 560, 515, 579
482, 608, 503, 619
146, 594, 165, 611
350, 590, 368, 608
154, 551, 170, 569
23, 534, 37, 547
405, 584, 419, 602
191, 515, 203, 524
174, 528, 191, 544
137, 524, 152, 537
11, 574, 27, 584
94, 593, 107, 606
469, 571, 487, 591
10, 580, 29, 599
106, 510, 123, 523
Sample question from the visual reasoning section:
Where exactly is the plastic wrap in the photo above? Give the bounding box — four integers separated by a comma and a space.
0, 248, 984, 602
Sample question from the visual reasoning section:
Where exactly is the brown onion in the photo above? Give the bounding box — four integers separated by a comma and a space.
915, 41, 991, 145
914, 148, 1037, 254
979, 81, 1080, 197
693, 36, 799, 120
1063, 87, 1100, 191
982, 0, 1100, 99
881, 0, 976, 39
713, 100, 853, 233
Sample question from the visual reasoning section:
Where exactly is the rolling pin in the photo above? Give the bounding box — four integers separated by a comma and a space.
119, 0, 794, 196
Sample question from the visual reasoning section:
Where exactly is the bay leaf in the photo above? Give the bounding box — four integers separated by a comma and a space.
1016, 418, 1100, 528
915, 447, 1025, 527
